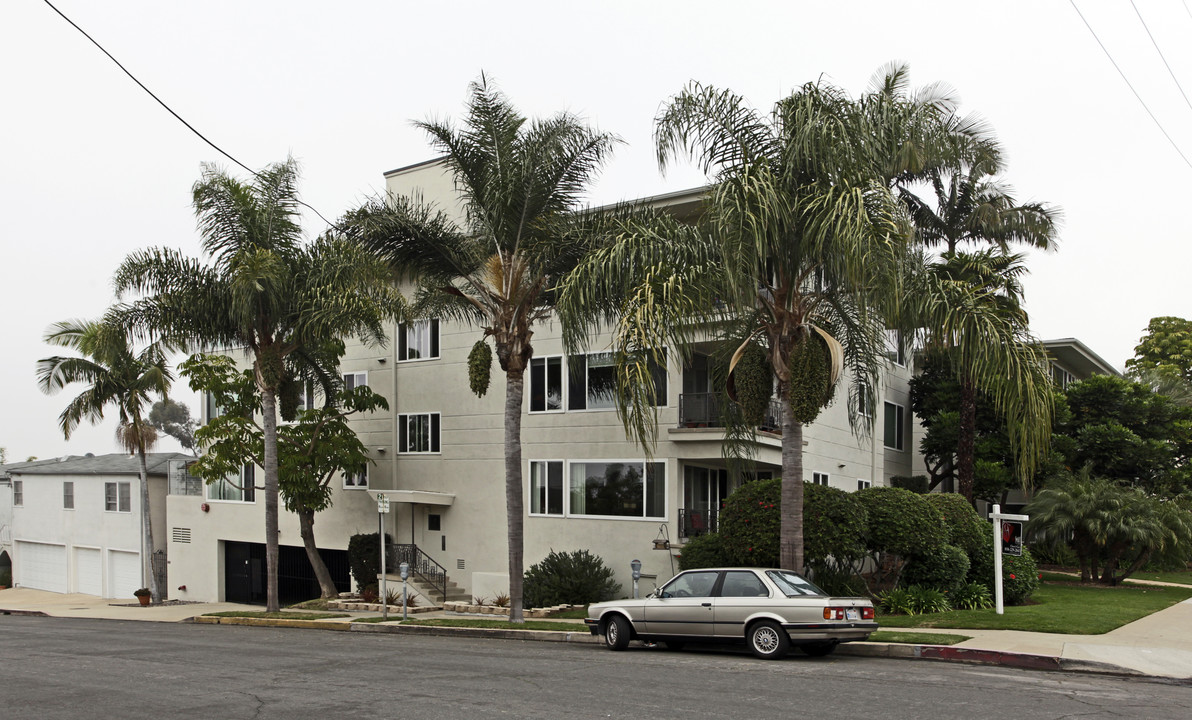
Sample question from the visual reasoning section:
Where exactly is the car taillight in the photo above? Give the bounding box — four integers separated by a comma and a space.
861, 607, 874, 620
823, 608, 845, 620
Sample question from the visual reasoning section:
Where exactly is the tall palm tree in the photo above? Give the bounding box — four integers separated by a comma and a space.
36, 319, 172, 603
112, 159, 399, 612
560, 78, 940, 573
344, 76, 619, 622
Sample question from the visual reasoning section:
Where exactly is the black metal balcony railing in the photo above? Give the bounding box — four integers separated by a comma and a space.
678, 507, 721, 539
678, 393, 782, 433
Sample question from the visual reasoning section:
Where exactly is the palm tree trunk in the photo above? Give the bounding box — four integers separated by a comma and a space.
262, 388, 281, 613
137, 446, 161, 605
779, 398, 805, 573
505, 368, 526, 623
297, 508, 339, 598
957, 376, 977, 502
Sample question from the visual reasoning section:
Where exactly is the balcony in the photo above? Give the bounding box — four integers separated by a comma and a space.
678, 507, 720, 540
678, 393, 782, 433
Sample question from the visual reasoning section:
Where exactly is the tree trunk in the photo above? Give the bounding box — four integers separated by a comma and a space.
136, 447, 161, 605
262, 388, 281, 613
505, 368, 526, 623
297, 508, 339, 599
779, 397, 805, 573
957, 376, 977, 503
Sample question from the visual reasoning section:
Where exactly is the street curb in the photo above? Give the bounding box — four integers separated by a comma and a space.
192, 616, 353, 631
0, 608, 49, 617
188, 615, 601, 644
840, 642, 1143, 677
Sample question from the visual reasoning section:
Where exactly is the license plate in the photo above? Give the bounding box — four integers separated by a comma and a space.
846, 609, 859, 620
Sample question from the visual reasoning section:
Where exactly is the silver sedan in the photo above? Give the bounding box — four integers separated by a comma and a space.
584, 567, 877, 659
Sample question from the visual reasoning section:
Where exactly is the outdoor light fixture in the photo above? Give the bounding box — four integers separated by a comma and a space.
200, 503, 210, 513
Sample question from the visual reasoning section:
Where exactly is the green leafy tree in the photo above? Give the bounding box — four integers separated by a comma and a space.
1127, 316, 1192, 384
112, 160, 399, 611
346, 77, 619, 622
36, 319, 171, 604
183, 353, 388, 598
148, 398, 197, 454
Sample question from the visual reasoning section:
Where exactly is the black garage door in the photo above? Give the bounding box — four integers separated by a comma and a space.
225, 541, 350, 605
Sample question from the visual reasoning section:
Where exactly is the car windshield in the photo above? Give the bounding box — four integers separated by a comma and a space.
765, 570, 826, 597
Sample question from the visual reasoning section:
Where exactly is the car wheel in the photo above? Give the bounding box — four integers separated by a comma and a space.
663, 641, 686, 651
799, 641, 839, 657
747, 620, 790, 660
604, 615, 631, 651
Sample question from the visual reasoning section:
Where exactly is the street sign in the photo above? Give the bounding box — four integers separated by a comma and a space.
1002, 521, 1023, 557
376, 493, 390, 514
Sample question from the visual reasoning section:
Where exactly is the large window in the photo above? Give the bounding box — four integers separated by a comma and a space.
343, 466, 368, 490
399, 413, 441, 454
529, 460, 564, 515
529, 356, 564, 412
207, 465, 255, 503
342, 372, 368, 391
399, 319, 440, 361
63, 481, 74, 509
13, 479, 22, 506
294, 382, 317, 414
883, 401, 905, 451
884, 329, 906, 366
811, 472, 830, 486
567, 352, 666, 411
105, 481, 132, 512
568, 461, 665, 518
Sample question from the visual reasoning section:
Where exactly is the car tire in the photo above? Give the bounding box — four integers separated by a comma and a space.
799, 641, 839, 657
747, 620, 790, 660
663, 641, 686, 651
604, 615, 631, 651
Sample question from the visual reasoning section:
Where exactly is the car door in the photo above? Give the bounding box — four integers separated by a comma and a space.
712, 570, 771, 638
642, 570, 720, 637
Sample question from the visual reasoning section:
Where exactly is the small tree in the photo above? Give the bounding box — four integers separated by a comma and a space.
854, 486, 947, 591
148, 398, 197, 454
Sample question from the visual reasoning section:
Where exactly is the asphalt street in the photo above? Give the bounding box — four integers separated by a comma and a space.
2, 616, 1189, 719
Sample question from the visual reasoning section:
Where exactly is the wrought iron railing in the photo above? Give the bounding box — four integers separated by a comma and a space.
386, 543, 448, 602
678, 393, 782, 433
678, 507, 721, 539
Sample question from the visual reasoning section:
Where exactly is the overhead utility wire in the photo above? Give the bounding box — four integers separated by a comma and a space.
41, 0, 341, 231
1069, 0, 1192, 171
1131, 0, 1192, 113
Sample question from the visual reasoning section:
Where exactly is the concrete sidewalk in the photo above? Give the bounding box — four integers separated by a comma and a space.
4, 586, 1190, 681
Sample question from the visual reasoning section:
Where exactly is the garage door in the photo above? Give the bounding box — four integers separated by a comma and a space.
107, 550, 142, 599
74, 547, 102, 596
16, 541, 67, 593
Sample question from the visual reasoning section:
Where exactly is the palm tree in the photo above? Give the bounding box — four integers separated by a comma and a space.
36, 319, 172, 603
343, 76, 619, 622
112, 159, 399, 612
559, 78, 944, 573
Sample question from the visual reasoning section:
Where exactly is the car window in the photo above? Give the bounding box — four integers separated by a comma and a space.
720, 571, 768, 598
663, 571, 719, 598
765, 570, 826, 597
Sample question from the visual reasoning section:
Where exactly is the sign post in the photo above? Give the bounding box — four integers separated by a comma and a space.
989, 504, 1029, 615
377, 493, 391, 620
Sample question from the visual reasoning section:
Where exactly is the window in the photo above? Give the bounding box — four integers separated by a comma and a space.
13, 480, 22, 506
568, 461, 665, 518
529, 460, 564, 515
662, 570, 719, 598
721, 570, 769, 598
398, 319, 440, 361
883, 401, 905, 451
428, 514, 441, 532
105, 482, 132, 512
1050, 363, 1075, 390
342, 372, 368, 391
294, 382, 317, 414
884, 329, 906, 366
206, 465, 255, 503
63, 481, 74, 509
205, 392, 224, 421
343, 467, 368, 490
857, 385, 872, 419
811, 472, 830, 486
529, 356, 564, 412
398, 413, 440, 453
567, 352, 666, 411
857, 479, 872, 491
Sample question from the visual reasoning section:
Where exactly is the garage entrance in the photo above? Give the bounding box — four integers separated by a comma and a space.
224, 541, 350, 605
15, 541, 67, 593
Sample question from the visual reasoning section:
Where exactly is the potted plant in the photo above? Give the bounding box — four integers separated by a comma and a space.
134, 588, 151, 606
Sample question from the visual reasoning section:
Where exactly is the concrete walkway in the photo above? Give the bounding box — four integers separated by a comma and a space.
4, 586, 1191, 681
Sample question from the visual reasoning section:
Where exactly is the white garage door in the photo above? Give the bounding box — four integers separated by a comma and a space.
16, 541, 67, 593
74, 547, 102, 596
107, 550, 142, 599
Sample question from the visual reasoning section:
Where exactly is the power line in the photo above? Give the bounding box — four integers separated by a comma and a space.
1069, 0, 1192, 171
1131, 0, 1192, 113
41, 0, 342, 231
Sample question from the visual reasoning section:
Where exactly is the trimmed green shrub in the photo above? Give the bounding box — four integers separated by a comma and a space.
678, 533, 731, 570
522, 549, 621, 608
890, 475, 930, 494
718, 477, 781, 567
877, 587, 914, 615
804, 482, 868, 569
348, 532, 393, 591
923, 493, 987, 558
906, 585, 952, 614
806, 563, 867, 597
1003, 549, 1040, 605
950, 582, 993, 610
855, 486, 946, 559
901, 543, 970, 594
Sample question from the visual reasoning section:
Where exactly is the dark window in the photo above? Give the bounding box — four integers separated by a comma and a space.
428, 514, 441, 532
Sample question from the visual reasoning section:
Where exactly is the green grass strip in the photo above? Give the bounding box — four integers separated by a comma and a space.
869, 631, 970, 645
203, 611, 350, 620
396, 617, 590, 632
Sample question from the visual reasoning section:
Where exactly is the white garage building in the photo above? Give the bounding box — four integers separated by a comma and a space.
5, 453, 184, 599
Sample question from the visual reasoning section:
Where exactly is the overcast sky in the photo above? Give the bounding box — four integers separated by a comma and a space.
2, 1, 1190, 461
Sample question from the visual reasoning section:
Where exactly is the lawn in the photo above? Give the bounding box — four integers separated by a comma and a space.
204, 611, 350, 620
868, 631, 970, 646
1125, 569, 1192, 586
878, 578, 1192, 635
396, 618, 590, 632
